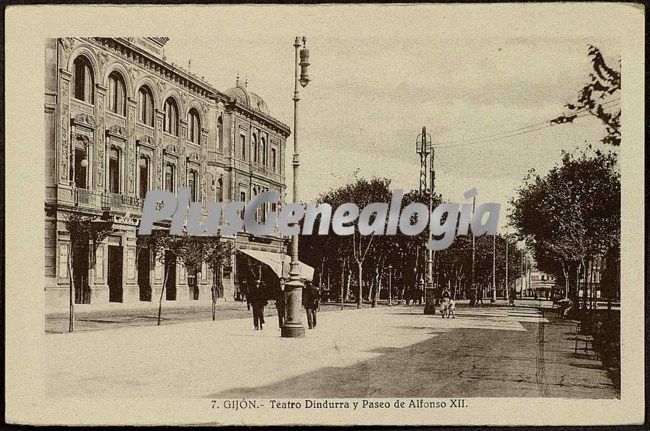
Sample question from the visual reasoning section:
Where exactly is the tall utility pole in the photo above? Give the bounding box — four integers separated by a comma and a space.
415, 127, 430, 309
505, 234, 509, 299
417, 127, 436, 315
492, 234, 496, 303
388, 264, 393, 306
471, 196, 476, 305
282, 36, 310, 338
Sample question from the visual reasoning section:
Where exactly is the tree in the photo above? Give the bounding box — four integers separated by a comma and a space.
138, 231, 232, 325
64, 212, 113, 332
552, 45, 621, 146
310, 177, 393, 308
510, 146, 620, 301
204, 239, 233, 321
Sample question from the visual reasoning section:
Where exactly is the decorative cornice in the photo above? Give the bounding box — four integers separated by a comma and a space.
106, 124, 127, 139
226, 99, 291, 137
71, 113, 96, 129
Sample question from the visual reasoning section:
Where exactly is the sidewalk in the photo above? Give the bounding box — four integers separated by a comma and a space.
46, 300, 360, 334
46, 305, 619, 399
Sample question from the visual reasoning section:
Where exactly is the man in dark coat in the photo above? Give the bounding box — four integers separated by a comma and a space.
303, 280, 319, 329
249, 281, 268, 330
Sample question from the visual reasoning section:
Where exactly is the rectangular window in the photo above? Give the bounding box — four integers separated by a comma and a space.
188, 171, 197, 202
240, 134, 246, 160
74, 147, 87, 188
271, 147, 277, 171
108, 148, 120, 194
139, 157, 149, 199
165, 164, 175, 193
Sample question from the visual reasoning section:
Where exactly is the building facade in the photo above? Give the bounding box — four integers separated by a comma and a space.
44, 37, 291, 309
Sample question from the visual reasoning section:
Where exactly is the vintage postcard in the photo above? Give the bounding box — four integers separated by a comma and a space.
4, 3, 645, 427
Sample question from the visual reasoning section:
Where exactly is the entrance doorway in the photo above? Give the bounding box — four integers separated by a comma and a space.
188, 269, 199, 300
165, 251, 176, 300
137, 246, 151, 301
72, 240, 90, 304
108, 245, 123, 302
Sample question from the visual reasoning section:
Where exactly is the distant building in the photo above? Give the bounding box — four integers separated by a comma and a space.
44, 37, 294, 309
525, 267, 557, 299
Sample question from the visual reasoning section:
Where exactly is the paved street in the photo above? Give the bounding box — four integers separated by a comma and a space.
45, 304, 619, 399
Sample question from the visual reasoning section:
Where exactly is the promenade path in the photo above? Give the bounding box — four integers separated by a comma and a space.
45, 304, 619, 399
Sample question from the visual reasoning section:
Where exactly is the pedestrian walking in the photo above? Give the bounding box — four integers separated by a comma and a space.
448, 298, 456, 318
440, 288, 451, 317
477, 286, 485, 306
303, 280, 319, 329
276, 286, 286, 329
250, 281, 267, 330
242, 281, 251, 311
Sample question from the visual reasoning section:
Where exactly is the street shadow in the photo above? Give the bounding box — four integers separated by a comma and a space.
209, 325, 618, 400
386, 312, 430, 316
77, 319, 124, 324
366, 347, 400, 355
569, 362, 604, 371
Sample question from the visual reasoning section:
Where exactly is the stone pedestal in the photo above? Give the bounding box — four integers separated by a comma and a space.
281, 279, 305, 338
423, 287, 436, 315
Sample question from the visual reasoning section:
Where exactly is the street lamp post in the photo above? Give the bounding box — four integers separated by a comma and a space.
416, 127, 436, 315
282, 36, 310, 338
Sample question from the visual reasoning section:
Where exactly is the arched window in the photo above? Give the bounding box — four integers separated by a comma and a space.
108, 72, 126, 116
252, 134, 258, 163
217, 115, 223, 150
188, 108, 201, 144
163, 98, 179, 136
137, 86, 154, 126
73, 56, 94, 104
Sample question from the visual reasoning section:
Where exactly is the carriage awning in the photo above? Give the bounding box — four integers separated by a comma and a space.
238, 249, 314, 281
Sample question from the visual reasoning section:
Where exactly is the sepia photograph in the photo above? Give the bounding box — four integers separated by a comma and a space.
5, 3, 645, 427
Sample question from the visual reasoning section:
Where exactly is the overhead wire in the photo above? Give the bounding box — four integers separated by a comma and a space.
434, 98, 620, 149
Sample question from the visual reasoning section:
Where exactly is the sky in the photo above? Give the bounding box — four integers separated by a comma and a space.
162, 5, 620, 232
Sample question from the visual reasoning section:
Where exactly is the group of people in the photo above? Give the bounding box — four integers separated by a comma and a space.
439, 289, 456, 318
247, 279, 320, 331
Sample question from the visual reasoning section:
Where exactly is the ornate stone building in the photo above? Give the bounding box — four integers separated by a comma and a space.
44, 37, 291, 309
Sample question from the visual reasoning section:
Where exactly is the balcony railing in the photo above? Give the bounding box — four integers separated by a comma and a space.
108, 193, 141, 211
72, 187, 141, 212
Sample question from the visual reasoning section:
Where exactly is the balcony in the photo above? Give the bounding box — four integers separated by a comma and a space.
73, 187, 102, 208
105, 193, 141, 212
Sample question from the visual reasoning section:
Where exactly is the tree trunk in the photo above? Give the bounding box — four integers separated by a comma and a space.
340, 260, 345, 310
357, 262, 363, 309
346, 269, 352, 302
576, 264, 581, 302
212, 270, 217, 321
371, 267, 379, 308
562, 261, 569, 299
68, 248, 74, 333
158, 261, 170, 326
